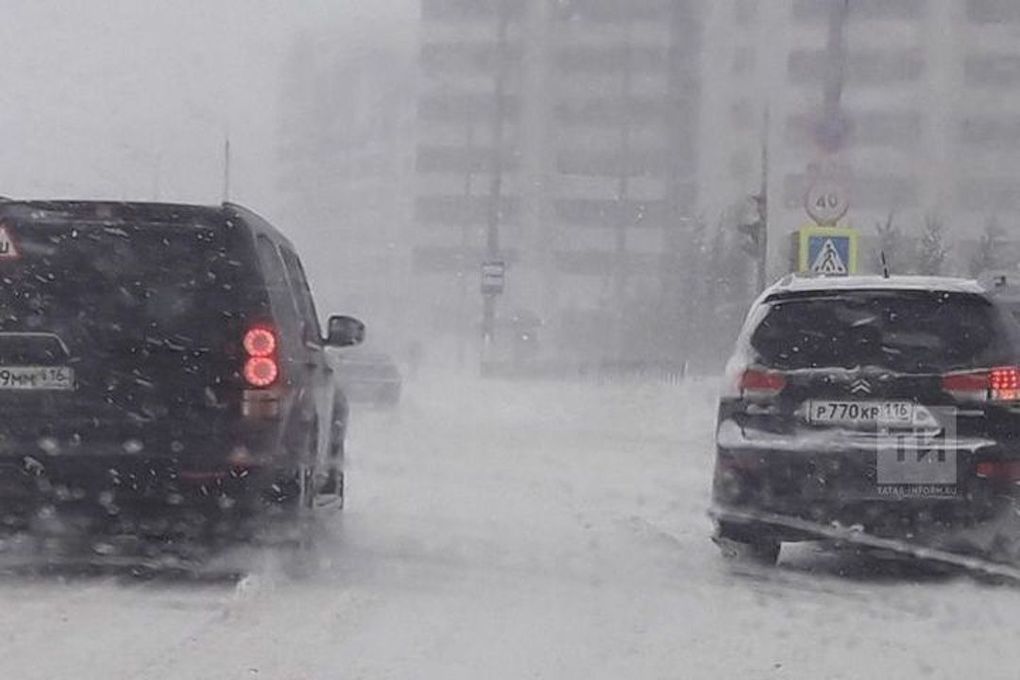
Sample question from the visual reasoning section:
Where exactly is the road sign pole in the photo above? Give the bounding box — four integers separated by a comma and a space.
757, 107, 770, 293
482, 0, 509, 368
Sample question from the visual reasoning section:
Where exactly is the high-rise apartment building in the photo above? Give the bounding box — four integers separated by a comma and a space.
702, 0, 1020, 273
415, 0, 704, 360
278, 32, 417, 334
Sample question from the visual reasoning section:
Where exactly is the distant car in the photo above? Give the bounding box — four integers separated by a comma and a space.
336, 351, 402, 407
711, 275, 1020, 566
0, 200, 364, 549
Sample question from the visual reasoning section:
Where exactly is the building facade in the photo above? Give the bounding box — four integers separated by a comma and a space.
278, 32, 418, 339
415, 0, 704, 362
701, 0, 1020, 275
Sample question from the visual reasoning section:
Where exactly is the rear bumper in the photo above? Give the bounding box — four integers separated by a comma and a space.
712, 440, 1019, 548
0, 452, 303, 540
0, 453, 282, 495
709, 504, 1020, 576
0, 415, 287, 461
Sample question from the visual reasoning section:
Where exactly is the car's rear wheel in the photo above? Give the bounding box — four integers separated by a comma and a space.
320, 469, 344, 509
316, 413, 345, 511
714, 521, 781, 566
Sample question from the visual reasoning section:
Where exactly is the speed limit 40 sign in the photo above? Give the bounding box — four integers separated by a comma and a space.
805, 180, 849, 226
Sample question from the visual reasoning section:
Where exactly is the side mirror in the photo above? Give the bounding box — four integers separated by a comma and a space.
325, 315, 366, 348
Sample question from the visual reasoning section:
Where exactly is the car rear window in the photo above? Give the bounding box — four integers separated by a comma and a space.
0, 218, 251, 349
750, 291, 1016, 373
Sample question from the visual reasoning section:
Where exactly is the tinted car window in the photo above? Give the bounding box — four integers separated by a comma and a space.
0, 219, 245, 348
255, 234, 302, 343
750, 291, 1015, 372
280, 247, 322, 342
1004, 301, 1020, 324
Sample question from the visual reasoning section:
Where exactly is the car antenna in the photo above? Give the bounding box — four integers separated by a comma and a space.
880, 250, 890, 279
222, 135, 231, 203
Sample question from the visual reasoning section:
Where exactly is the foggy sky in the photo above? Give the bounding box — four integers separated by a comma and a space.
0, 0, 414, 220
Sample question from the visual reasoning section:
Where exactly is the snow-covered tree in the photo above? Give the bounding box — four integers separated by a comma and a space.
969, 216, 1005, 277
678, 214, 753, 369
916, 214, 949, 276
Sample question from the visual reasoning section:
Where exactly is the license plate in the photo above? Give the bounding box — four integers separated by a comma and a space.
807, 400, 916, 426
0, 366, 74, 391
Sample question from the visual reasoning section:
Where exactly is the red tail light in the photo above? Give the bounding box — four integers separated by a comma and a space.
739, 368, 786, 400
244, 356, 279, 388
942, 370, 989, 402
976, 461, 1020, 482
243, 327, 277, 358
242, 326, 279, 388
990, 366, 1020, 401
943, 367, 1020, 403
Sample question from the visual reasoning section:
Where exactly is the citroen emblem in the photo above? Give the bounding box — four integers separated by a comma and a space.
850, 378, 872, 395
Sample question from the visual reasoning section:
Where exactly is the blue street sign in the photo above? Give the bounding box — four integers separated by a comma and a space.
797, 225, 858, 275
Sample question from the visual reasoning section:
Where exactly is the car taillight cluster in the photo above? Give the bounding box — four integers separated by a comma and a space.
738, 368, 786, 400
990, 366, 1020, 401
976, 460, 1020, 482
942, 366, 1020, 403
243, 326, 279, 388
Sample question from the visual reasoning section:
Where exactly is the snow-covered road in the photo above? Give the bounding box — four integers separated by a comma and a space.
2, 375, 1020, 679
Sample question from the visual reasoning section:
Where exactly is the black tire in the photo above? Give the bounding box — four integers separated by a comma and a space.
323, 412, 346, 510
714, 521, 781, 566
262, 417, 318, 548
320, 469, 344, 510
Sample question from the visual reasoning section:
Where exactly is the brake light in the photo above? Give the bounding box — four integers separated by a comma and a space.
990, 367, 1020, 401
243, 327, 277, 357
244, 356, 279, 388
739, 368, 786, 400
943, 367, 1020, 403
242, 326, 279, 388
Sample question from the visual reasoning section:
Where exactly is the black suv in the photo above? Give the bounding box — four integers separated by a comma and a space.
711, 275, 1020, 566
0, 200, 363, 546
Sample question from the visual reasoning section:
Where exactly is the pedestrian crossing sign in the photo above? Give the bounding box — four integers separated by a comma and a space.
797, 225, 858, 276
